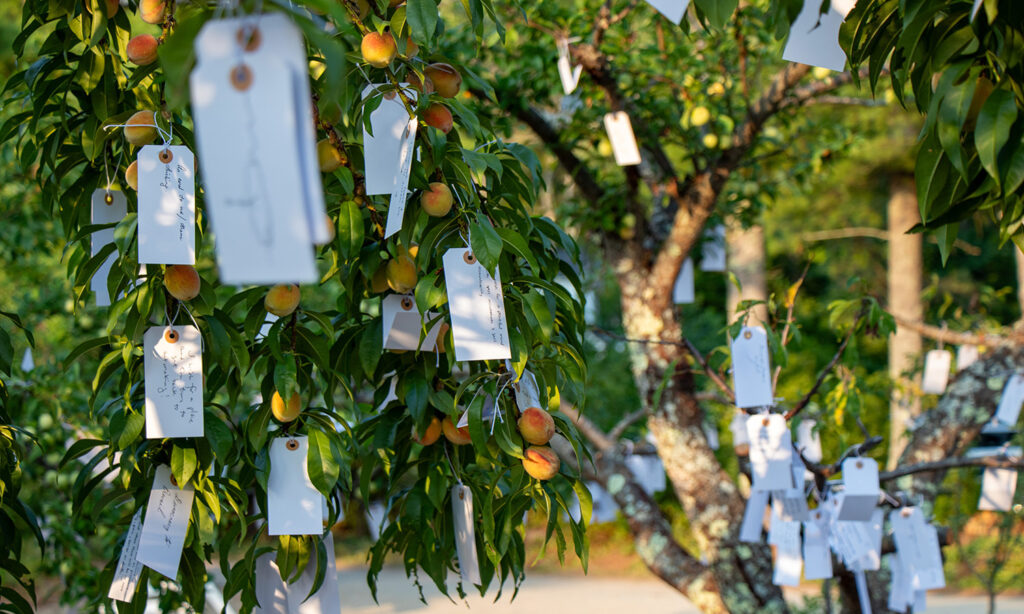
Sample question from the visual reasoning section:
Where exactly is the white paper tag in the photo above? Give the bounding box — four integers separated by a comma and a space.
781, 0, 854, 72
625, 454, 667, 495
777, 453, 809, 522
363, 84, 416, 196
381, 294, 443, 352
513, 369, 543, 412
442, 248, 511, 362
978, 467, 1017, 511
921, 349, 952, 394
730, 409, 751, 448
854, 569, 873, 614
796, 419, 822, 463
384, 117, 418, 239
190, 24, 317, 284
452, 484, 482, 586
643, 0, 690, 24
365, 501, 388, 540
602, 112, 641, 166
252, 552, 289, 613
956, 344, 979, 371
136, 145, 196, 265
375, 375, 399, 412
731, 327, 774, 408
91, 189, 128, 306
268, 436, 324, 536
556, 54, 582, 95
19, 348, 33, 373
890, 507, 945, 590
838, 457, 879, 521
802, 516, 833, 580
887, 551, 911, 612
287, 532, 342, 614
137, 465, 194, 579
699, 224, 726, 272
108, 510, 144, 601
672, 258, 695, 304
740, 490, 769, 542
771, 519, 803, 586
702, 421, 720, 450
995, 373, 1024, 426
747, 414, 793, 491
144, 326, 203, 439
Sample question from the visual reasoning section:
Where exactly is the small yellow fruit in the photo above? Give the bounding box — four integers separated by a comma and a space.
420, 183, 453, 217
690, 106, 710, 127
370, 266, 390, 294
385, 256, 417, 294
317, 138, 345, 173
702, 133, 719, 149
265, 284, 300, 317
124, 111, 158, 146
706, 82, 725, 97
413, 416, 442, 446
271, 391, 302, 423
361, 32, 397, 68
163, 265, 200, 301
125, 160, 138, 191
442, 417, 472, 445
597, 140, 613, 157
812, 66, 832, 80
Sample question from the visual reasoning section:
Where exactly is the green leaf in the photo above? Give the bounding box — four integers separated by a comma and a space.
470, 214, 502, 276
171, 445, 197, 487
359, 323, 382, 379
975, 89, 1017, 184
694, 0, 738, 29
406, 0, 438, 45
117, 412, 145, 449
403, 372, 429, 423
307, 429, 340, 496
274, 354, 297, 400
337, 199, 364, 261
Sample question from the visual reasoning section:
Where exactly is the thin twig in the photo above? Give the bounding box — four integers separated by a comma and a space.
772, 260, 812, 389
784, 305, 867, 420
608, 408, 647, 441
682, 338, 735, 402
879, 455, 1024, 483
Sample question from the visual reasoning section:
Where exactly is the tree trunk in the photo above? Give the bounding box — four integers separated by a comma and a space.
1015, 246, 1024, 322
726, 219, 768, 325
886, 175, 923, 468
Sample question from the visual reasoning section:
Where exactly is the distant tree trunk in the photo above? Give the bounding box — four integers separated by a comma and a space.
726, 219, 768, 325
1015, 246, 1024, 322
886, 175, 923, 468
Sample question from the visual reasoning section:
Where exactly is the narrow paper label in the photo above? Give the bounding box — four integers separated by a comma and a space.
442, 248, 511, 362
781, 0, 854, 72
602, 112, 641, 166
890, 507, 946, 590
381, 294, 443, 352
385, 117, 418, 239
746, 414, 792, 491
252, 552, 289, 613
731, 326, 773, 408
287, 532, 342, 614
137, 465, 194, 579
771, 519, 802, 586
672, 258, 695, 304
739, 490, 769, 542
802, 517, 833, 580
796, 419, 822, 463
144, 326, 203, 439
108, 510, 144, 601
921, 349, 952, 394
451, 485, 482, 586
995, 373, 1024, 426
956, 344, 979, 371
267, 436, 324, 535
91, 189, 127, 306
838, 457, 879, 521
137, 145, 196, 265
978, 467, 1017, 511
643, 0, 690, 24
362, 85, 417, 196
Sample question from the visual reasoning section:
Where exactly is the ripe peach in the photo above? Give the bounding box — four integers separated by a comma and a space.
424, 63, 462, 98
370, 266, 390, 294
361, 32, 397, 68
264, 284, 300, 317
420, 182, 452, 217
138, 0, 165, 24
522, 446, 560, 480
413, 416, 442, 446
271, 391, 301, 423
442, 417, 472, 445
163, 265, 200, 301
385, 256, 417, 294
127, 34, 159, 65
317, 138, 345, 173
124, 160, 138, 191
104, 0, 120, 17
407, 72, 434, 94
517, 407, 555, 446
403, 38, 419, 58
422, 104, 453, 134
124, 110, 158, 146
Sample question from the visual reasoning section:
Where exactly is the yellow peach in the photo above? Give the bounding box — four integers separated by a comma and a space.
163, 265, 200, 301
138, 0, 165, 24
124, 160, 138, 191
522, 446, 560, 480
442, 417, 472, 445
422, 104, 453, 134
420, 182, 452, 217
124, 111, 158, 146
424, 63, 462, 98
271, 391, 302, 423
517, 407, 555, 446
385, 256, 417, 294
317, 138, 345, 173
264, 284, 300, 317
413, 416, 442, 446
361, 32, 397, 68
126, 34, 159, 66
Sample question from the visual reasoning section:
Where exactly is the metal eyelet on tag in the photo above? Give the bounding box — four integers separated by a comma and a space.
164, 328, 179, 343
230, 64, 253, 91
400, 297, 414, 311
104, 192, 113, 205
901, 508, 911, 517
159, 148, 173, 164
458, 489, 465, 500
762, 417, 769, 426
855, 460, 863, 469
463, 251, 476, 265
744, 330, 752, 339
169, 475, 178, 487
237, 26, 261, 52
286, 438, 299, 451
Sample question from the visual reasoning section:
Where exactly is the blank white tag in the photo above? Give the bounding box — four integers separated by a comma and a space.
746, 414, 793, 491
602, 112, 641, 166
513, 369, 543, 412
978, 467, 1017, 511
956, 344, 979, 371
190, 24, 317, 284
363, 84, 416, 196
802, 516, 832, 580
699, 224, 726, 272
740, 490, 769, 542
91, 189, 127, 306
20, 347, 34, 373
442, 248, 511, 362
672, 258, 694, 304
771, 520, 802, 586
731, 327, 773, 408
144, 326, 203, 439
252, 552, 289, 613
796, 419, 822, 463
451, 485, 482, 586
838, 457, 879, 521
137, 465, 194, 578
643, 0, 690, 24
385, 116, 418, 239
381, 294, 443, 352
921, 349, 952, 394
730, 410, 751, 447
556, 54, 582, 95
137, 145, 196, 265
995, 373, 1024, 426
625, 454, 667, 495
287, 532, 342, 614
781, 0, 854, 72
268, 436, 323, 536
108, 510, 144, 601
887, 550, 911, 612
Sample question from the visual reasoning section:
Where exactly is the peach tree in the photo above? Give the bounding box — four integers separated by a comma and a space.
0, 0, 590, 610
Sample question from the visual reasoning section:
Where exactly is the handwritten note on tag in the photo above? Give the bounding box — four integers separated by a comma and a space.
108, 510, 144, 601
781, 0, 855, 72
382, 294, 443, 352
137, 465, 193, 579
451, 485, 482, 586
978, 467, 1017, 511
137, 145, 196, 265
268, 436, 324, 536
288, 532, 342, 614
731, 327, 773, 408
363, 85, 417, 196
771, 520, 802, 586
91, 189, 127, 306
746, 414, 793, 491
385, 116, 418, 239
643, 0, 690, 24
442, 248, 511, 362
699, 224, 727, 272
672, 258, 694, 304
144, 326, 203, 439
838, 457, 879, 521
921, 349, 952, 394
995, 373, 1024, 426
603, 112, 641, 166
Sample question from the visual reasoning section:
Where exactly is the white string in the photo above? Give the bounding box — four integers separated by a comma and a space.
180, 303, 205, 353
104, 112, 173, 149
443, 442, 463, 485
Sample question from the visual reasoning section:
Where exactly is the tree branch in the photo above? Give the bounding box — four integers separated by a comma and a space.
608, 408, 648, 441
880, 455, 1024, 483
890, 315, 1024, 348
784, 304, 867, 420
559, 404, 616, 452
